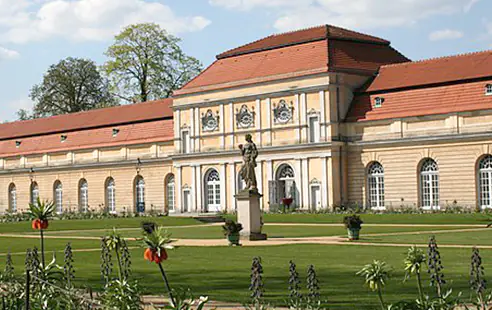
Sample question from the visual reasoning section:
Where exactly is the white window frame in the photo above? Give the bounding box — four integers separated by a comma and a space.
374, 97, 384, 108
420, 159, 440, 210
308, 114, 320, 143
135, 177, 145, 211
486, 84, 492, 96
367, 162, 385, 210
79, 180, 88, 213
30, 182, 39, 206
479, 155, 492, 209
205, 169, 221, 212
166, 175, 176, 212
9, 184, 16, 213
54, 181, 63, 214
106, 178, 116, 214
181, 129, 190, 154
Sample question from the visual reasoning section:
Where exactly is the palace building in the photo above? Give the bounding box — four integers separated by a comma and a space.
1, 25, 492, 214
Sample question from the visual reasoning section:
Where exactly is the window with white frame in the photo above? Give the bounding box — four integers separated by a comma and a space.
30, 182, 39, 206
166, 174, 175, 212
106, 178, 116, 213
54, 181, 63, 213
308, 115, 320, 143
135, 176, 145, 212
79, 179, 88, 212
181, 129, 190, 154
374, 97, 384, 108
420, 158, 439, 210
486, 84, 492, 96
205, 169, 221, 212
367, 162, 385, 209
479, 155, 492, 208
8, 183, 16, 212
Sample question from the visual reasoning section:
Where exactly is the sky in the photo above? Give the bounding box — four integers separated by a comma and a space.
0, 0, 491, 122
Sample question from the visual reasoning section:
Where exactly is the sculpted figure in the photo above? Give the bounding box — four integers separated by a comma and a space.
239, 134, 258, 190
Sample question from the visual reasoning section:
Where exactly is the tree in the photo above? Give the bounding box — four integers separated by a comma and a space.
26, 57, 117, 119
104, 23, 202, 103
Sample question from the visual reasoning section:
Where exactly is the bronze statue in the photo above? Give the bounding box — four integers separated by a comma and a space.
239, 134, 258, 191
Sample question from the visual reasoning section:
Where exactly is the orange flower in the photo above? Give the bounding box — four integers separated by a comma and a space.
40, 220, 49, 230
31, 219, 41, 230
144, 248, 168, 264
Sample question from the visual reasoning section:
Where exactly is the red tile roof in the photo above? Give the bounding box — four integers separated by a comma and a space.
0, 98, 173, 141
365, 50, 492, 93
175, 25, 409, 96
0, 119, 174, 157
217, 25, 389, 59
346, 79, 492, 122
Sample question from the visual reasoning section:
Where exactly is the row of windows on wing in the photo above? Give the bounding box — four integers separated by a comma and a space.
200, 100, 295, 132
7, 174, 176, 214
366, 155, 492, 209
14, 128, 121, 148
372, 84, 492, 108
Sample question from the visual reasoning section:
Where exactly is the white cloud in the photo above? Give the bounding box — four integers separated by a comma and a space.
210, 0, 479, 32
0, 46, 19, 61
0, 0, 211, 44
429, 29, 464, 41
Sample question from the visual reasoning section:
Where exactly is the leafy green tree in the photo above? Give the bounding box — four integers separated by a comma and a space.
26, 57, 117, 119
104, 23, 202, 103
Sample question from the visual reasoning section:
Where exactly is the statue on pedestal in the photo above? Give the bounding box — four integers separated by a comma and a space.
238, 134, 258, 191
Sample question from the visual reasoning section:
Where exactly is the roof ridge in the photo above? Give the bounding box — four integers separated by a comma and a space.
381, 49, 492, 69
0, 98, 171, 127
217, 25, 326, 59
326, 24, 389, 43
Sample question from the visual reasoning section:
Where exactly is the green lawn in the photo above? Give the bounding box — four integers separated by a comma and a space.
0, 216, 202, 233
242, 213, 492, 224
361, 228, 492, 246
38, 224, 479, 240
0, 236, 104, 254
3, 244, 486, 309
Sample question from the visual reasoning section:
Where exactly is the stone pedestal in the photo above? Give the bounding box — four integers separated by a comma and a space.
235, 189, 267, 241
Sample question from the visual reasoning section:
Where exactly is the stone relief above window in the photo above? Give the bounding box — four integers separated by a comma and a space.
273, 99, 294, 124
201, 109, 219, 132
236, 104, 255, 129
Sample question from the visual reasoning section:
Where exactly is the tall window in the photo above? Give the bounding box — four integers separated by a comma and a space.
105, 178, 116, 213
205, 169, 221, 212
8, 183, 16, 213
181, 130, 190, 154
135, 176, 145, 212
30, 182, 39, 206
166, 174, 175, 212
420, 159, 439, 210
367, 162, 385, 209
54, 181, 63, 213
308, 115, 320, 143
79, 179, 88, 212
479, 155, 492, 208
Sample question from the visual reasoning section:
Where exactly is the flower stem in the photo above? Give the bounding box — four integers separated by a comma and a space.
416, 271, 424, 304
377, 287, 385, 310
158, 262, 176, 307
115, 247, 123, 281
40, 229, 45, 269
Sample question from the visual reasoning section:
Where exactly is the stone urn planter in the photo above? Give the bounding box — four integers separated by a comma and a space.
222, 219, 243, 246
343, 214, 363, 240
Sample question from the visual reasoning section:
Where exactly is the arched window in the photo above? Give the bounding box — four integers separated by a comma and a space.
367, 162, 385, 209
53, 181, 63, 213
79, 179, 88, 212
274, 164, 297, 206
8, 183, 16, 213
30, 182, 39, 206
165, 174, 175, 212
420, 158, 439, 210
478, 155, 492, 208
205, 169, 221, 212
135, 176, 145, 213
105, 178, 116, 213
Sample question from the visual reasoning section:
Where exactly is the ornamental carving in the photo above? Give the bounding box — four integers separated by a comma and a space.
201, 109, 219, 132
236, 105, 255, 129
273, 99, 294, 124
